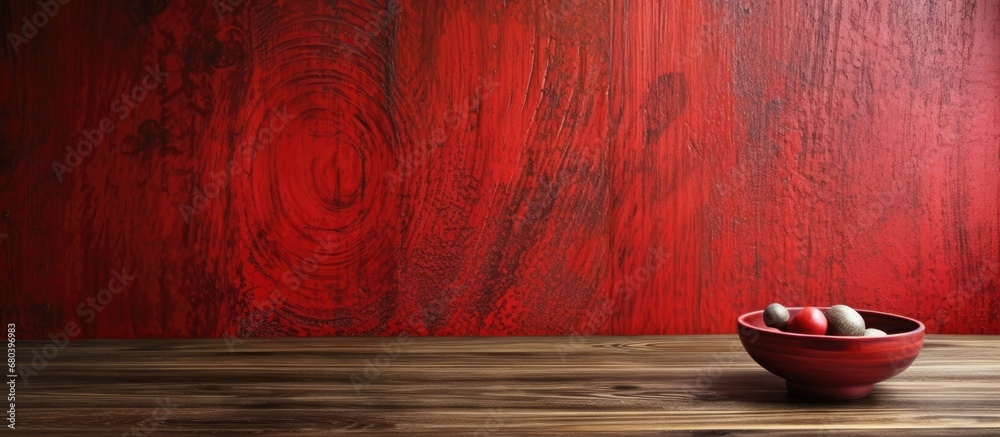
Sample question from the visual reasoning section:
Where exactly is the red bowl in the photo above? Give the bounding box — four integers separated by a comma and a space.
737, 307, 924, 400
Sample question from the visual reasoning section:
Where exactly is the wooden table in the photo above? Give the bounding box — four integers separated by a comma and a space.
17, 335, 1000, 435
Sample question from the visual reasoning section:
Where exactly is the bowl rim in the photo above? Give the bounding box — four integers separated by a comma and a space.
738, 307, 925, 340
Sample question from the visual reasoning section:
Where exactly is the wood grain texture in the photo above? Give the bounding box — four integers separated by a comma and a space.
14, 335, 1000, 435
0, 0, 999, 339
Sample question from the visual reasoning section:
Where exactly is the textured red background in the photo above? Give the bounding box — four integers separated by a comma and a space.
1, 0, 998, 339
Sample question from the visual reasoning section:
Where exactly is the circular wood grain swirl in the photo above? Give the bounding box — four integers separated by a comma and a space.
239, 0, 398, 333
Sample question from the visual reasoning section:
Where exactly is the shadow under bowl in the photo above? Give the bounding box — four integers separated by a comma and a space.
737, 307, 924, 400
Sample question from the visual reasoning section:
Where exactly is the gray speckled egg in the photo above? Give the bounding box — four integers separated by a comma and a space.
825, 305, 866, 336
864, 328, 887, 337
763, 303, 790, 330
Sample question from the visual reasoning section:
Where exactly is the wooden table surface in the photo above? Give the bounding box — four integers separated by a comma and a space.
17, 335, 1000, 435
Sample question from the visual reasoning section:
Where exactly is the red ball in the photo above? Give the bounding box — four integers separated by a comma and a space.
788, 306, 828, 335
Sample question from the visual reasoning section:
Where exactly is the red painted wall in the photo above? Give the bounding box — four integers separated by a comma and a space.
1, 0, 998, 339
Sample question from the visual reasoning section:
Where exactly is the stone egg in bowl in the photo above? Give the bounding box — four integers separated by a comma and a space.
737, 307, 925, 400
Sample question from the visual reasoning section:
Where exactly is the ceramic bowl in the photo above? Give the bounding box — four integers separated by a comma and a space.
737, 307, 924, 400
